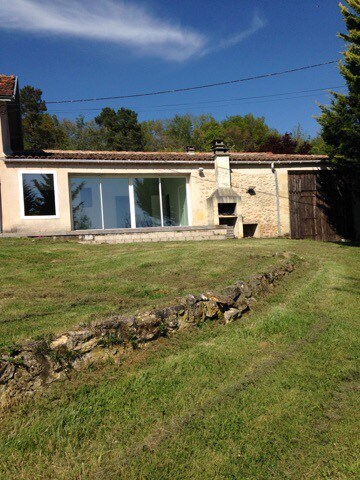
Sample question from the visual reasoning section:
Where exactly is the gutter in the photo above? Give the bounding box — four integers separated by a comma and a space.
271, 162, 282, 237
230, 159, 327, 165
3, 158, 327, 166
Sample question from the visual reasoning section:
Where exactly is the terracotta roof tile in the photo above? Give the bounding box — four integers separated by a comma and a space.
230, 152, 328, 161
7, 150, 215, 162
0, 75, 16, 98
6, 149, 328, 163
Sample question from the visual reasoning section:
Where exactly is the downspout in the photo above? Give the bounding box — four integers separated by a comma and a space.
271, 162, 282, 237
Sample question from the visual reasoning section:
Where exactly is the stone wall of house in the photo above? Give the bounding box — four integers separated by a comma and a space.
0, 259, 295, 408
231, 169, 280, 237
230, 166, 320, 237
190, 168, 217, 226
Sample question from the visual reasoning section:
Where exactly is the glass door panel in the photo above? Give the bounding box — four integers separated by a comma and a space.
161, 178, 188, 226
70, 177, 102, 230
102, 178, 131, 229
133, 178, 161, 227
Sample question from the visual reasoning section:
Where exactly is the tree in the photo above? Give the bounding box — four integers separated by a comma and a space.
166, 114, 193, 148
20, 85, 66, 150
192, 115, 224, 151
317, 0, 360, 171
292, 123, 313, 153
60, 116, 106, 150
142, 114, 222, 152
95, 107, 144, 151
311, 135, 328, 154
221, 114, 275, 152
142, 119, 168, 151
259, 131, 312, 154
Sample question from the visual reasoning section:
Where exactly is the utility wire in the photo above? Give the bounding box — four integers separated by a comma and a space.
47, 85, 346, 114
46, 60, 338, 105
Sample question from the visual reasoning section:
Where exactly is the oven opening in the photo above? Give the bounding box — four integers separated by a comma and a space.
218, 203, 236, 216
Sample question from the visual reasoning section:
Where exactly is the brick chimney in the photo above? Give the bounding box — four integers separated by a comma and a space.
0, 75, 23, 156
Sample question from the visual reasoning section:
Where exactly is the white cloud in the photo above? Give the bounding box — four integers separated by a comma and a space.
201, 13, 267, 56
216, 14, 266, 51
0, 0, 266, 61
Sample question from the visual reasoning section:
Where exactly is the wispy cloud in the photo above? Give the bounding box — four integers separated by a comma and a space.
206, 13, 267, 55
0, 0, 266, 61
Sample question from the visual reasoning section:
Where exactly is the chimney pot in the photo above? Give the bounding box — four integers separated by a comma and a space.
212, 139, 229, 154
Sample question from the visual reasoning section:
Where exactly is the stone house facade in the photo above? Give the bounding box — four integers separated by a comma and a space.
0, 74, 329, 242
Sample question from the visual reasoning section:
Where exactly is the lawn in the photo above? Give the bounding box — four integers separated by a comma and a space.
0, 238, 359, 479
0, 237, 286, 349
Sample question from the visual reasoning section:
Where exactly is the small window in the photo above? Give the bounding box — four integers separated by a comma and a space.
21, 173, 57, 217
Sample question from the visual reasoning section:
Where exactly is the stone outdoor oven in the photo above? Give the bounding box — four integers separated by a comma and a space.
207, 141, 243, 238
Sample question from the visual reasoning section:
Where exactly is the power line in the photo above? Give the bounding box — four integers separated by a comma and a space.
46, 60, 338, 105
48, 85, 346, 114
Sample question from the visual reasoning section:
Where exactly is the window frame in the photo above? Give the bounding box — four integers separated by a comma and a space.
19, 170, 59, 220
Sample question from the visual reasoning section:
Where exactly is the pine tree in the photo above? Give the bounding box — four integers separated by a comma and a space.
317, 0, 360, 171
95, 107, 144, 151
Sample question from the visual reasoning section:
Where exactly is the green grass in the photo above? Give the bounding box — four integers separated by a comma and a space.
0, 237, 286, 348
0, 239, 359, 479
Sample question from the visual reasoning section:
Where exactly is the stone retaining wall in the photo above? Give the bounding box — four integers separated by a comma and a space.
0, 260, 295, 408
80, 226, 228, 244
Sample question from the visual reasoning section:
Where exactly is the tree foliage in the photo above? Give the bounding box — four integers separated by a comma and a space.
19, 85, 322, 154
20, 86, 67, 150
95, 107, 144, 151
260, 132, 312, 154
317, 0, 360, 171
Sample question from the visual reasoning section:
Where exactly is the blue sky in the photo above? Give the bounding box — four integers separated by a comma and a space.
0, 0, 346, 137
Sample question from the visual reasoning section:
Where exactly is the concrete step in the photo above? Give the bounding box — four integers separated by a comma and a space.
226, 227, 236, 239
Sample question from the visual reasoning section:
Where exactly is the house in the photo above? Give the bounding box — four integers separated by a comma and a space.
0, 74, 357, 242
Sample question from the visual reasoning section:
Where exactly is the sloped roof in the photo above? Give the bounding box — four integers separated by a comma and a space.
0, 75, 16, 99
6, 150, 214, 162
5, 149, 328, 164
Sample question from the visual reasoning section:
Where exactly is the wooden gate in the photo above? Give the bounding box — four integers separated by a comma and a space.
288, 171, 354, 241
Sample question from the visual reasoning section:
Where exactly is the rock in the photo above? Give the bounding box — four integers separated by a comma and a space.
202, 301, 221, 320
206, 292, 235, 309
74, 337, 98, 354
0, 362, 16, 383
50, 335, 68, 349
186, 301, 205, 325
134, 312, 159, 342
235, 281, 252, 298
235, 296, 250, 313
221, 285, 242, 302
223, 308, 241, 324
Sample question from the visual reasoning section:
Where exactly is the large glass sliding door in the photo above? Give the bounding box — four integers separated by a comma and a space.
70, 176, 189, 230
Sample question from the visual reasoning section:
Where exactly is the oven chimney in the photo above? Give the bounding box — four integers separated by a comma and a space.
212, 139, 229, 155
212, 139, 231, 189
